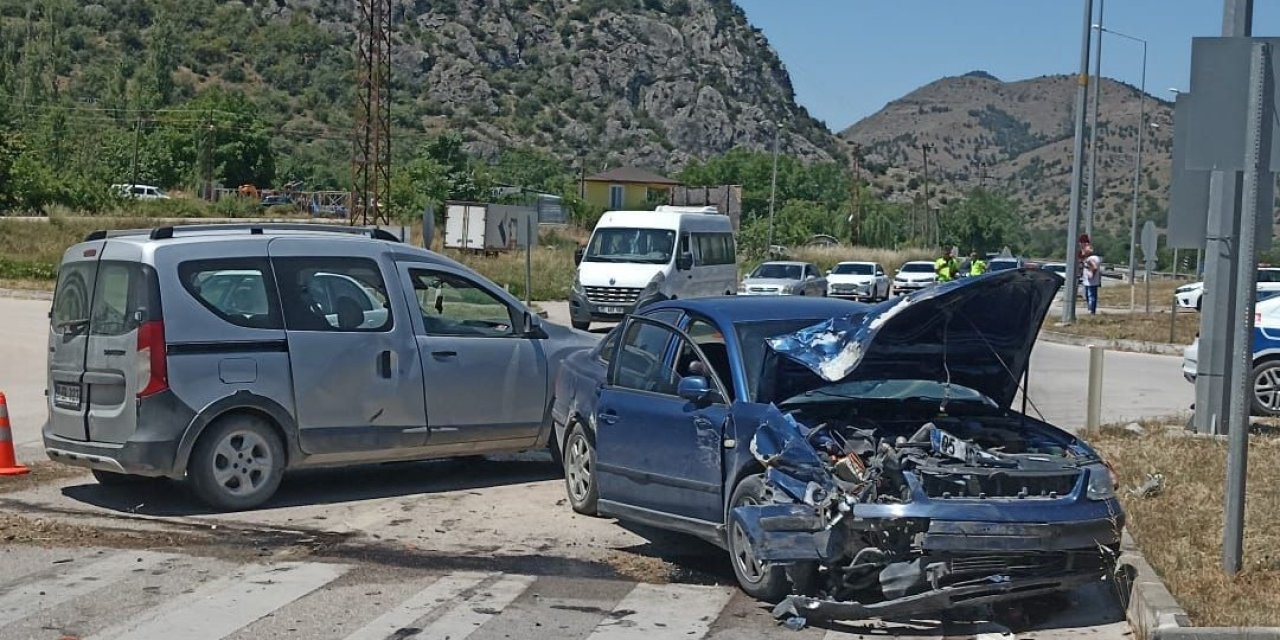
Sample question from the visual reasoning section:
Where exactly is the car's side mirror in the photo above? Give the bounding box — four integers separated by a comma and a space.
521, 311, 549, 339
877, 270, 884, 276
677, 376, 717, 404
676, 253, 693, 271
825, 269, 832, 276
574, 246, 585, 265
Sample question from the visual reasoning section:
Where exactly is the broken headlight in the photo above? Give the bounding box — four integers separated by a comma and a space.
1085, 464, 1117, 501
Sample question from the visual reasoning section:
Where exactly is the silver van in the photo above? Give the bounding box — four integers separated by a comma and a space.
44, 224, 596, 510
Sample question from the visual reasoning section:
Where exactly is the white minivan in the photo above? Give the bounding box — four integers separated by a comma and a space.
569, 206, 737, 330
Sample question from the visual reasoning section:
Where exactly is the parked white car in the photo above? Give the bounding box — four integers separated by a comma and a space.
1184, 292, 1280, 415
1175, 267, 1280, 310
111, 184, 170, 200
739, 261, 827, 296
892, 260, 937, 295
827, 261, 889, 301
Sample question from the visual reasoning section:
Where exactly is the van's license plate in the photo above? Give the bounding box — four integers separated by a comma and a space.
600, 306, 625, 315
53, 383, 81, 410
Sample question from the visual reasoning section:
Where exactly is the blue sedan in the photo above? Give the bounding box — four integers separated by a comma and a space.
550, 270, 1124, 622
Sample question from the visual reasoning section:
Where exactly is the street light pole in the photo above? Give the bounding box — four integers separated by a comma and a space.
1097, 26, 1148, 312
767, 123, 780, 255
921, 143, 935, 245
1062, 0, 1095, 325
1085, 0, 1106, 237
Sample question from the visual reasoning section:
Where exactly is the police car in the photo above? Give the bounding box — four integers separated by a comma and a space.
1183, 291, 1280, 416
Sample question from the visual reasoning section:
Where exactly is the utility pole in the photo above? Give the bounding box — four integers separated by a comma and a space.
1085, 0, 1106, 237
921, 143, 935, 246
1062, 0, 1094, 325
850, 143, 862, 245
766, 124, 781, 254
129, 115, 143, 192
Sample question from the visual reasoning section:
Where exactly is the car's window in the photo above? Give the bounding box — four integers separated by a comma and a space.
51, 262, 97, 335
275, 257, 392, 332
832, 263, 874, 275
597, 327, 621, 365
683, 317, 734, 401
612, 320, 679, 394
179, 259, 283, 330
734, 317, 827, 402
409, 268, 515, 337
752, 263, 802, 279
901, 262, 934, 273
90, 262, 150, 336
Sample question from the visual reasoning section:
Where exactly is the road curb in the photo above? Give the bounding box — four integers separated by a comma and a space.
1039, 330, 1184, 356
1118, 531, 1280, 640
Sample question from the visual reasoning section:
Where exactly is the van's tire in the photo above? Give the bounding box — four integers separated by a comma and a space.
727, 474, 792, 602
571, 319, 591, 331
189, 414, 285, 511
91, 469, 161, 486
563, 422, 599, 515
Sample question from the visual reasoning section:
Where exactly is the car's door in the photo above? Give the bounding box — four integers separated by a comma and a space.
397, 262, 548, 448
595, 316, 729, 525
47, 244, 105, 442
269, 239, 428, 456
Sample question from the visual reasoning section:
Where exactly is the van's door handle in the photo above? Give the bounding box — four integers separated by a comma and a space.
378, 350, 392, 378
598, 409, 619, 425
431, 350, 457, 359
103, 349, 126, 356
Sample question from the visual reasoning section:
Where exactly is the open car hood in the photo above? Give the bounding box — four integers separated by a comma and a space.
766, 269, 1062, 409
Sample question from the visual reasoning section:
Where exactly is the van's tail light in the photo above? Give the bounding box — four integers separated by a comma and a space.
137, 320, 168, 398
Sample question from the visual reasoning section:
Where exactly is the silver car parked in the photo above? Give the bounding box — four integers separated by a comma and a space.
44, 224, 596, 510
738, 261, 827, 296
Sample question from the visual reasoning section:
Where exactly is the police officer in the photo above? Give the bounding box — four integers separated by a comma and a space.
968, 252, 987, 277
935, 247, 959, 282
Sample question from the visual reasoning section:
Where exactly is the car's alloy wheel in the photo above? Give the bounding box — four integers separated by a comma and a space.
189, 415, 284, 511
1253, 361, 1280, 416
726, 475, 791, 601
564, 423, 599, 515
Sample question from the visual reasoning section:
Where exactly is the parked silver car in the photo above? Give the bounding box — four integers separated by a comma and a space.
44, 223, 596, 510
738, 261, 827, 296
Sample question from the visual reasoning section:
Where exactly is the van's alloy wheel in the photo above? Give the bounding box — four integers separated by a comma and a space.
563, 423, 598, 515
189, 415, 284, 511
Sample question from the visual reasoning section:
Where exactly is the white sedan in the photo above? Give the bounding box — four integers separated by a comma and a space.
1176, 267, 1280, 310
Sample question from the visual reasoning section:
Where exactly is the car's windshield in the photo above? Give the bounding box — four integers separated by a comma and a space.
832, 263, 874, 275
779, 379, 996, 408
901, 262, 933, 273
734, 318, 826, 402
751, 264, 802, 280
989, 260, 1020, 271
584, 228, 675, 264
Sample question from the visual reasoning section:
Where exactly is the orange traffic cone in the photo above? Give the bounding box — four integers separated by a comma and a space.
0, 391, 30, 476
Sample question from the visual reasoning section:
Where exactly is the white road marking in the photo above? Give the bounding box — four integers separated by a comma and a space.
584, 582, 734, 640
0, 551, 175, 624
415, 574, 538, 640
87, 561, 347, 640
342, 572, 491, 640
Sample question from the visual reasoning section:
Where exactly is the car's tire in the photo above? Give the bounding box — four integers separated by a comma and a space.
727, 474, 792, 602
571, 319, 591, 331
91, 469, 161, 486
1252, 360, 1280, 416
563, 421, 599, 515
1196, 297, 1202, 312
188, 414, 285, 511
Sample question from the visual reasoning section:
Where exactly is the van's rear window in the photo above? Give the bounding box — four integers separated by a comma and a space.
51, 263, 96, 334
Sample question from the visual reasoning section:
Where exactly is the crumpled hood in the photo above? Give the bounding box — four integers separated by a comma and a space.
766, 269, 1062, 409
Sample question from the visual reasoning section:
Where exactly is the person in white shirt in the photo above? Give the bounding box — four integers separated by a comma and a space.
1081, 244, 1102, 315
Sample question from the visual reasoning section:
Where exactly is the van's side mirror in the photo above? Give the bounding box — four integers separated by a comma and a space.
676, 253, 693, 271
677, 376, 717, 404
521, 311, 549, 339
574, 246, 585, 265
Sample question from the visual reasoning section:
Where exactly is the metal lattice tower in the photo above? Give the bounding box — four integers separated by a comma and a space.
351, 0, 392, 227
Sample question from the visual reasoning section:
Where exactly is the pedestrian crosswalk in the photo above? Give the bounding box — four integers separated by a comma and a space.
0, 546, 1129, 640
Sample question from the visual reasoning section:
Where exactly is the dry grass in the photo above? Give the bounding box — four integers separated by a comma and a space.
1047, 311, 1199, 345
1097, 280, 1186, 309
1089, 424, 1280, 626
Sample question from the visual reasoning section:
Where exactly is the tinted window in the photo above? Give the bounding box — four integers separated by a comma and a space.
52, 262, 96, 334
832, 263, 874, 275
275, 257, 392, 332
408, 269, 514, 337
693, 232, 735, 266
612, 320, 679, 394
179, 259, 282, 329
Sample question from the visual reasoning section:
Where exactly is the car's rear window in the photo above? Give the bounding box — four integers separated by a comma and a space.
179, 259, 283, 330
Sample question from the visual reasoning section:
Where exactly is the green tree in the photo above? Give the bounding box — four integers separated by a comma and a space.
940, 188, 1026, 254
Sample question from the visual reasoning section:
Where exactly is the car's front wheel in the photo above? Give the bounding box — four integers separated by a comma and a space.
727, 475, 792, 602
189, 414, 284, 511
1253, 360, 1280, 416
563, 422, 599, 515
571, 319, 591, 331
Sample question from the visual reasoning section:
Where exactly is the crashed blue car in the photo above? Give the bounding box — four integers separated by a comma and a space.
550, 269, 1124, 622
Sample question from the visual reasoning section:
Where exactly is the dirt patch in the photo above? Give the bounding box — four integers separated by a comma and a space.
1046, 311, 1198, 345
603, 550, 678, 583
0, 462, 90, 495
1089, 421, 1280, 626
1096, 280, 1183, 308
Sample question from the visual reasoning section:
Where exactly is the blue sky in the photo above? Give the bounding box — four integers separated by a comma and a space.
736, 1, 1280, 131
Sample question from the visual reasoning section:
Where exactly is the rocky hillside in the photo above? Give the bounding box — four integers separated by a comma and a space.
841, 71, 1174, 232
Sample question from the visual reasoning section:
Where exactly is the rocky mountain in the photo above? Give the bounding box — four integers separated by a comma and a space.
840, 71, 1174, 232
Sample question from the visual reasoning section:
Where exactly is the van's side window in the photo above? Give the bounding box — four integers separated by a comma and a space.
274, 258, 393, 332
179, 259, 283, 330
692, 232, 735, 266
407, 269, 515, 337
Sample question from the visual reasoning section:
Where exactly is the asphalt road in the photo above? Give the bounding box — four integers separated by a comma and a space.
0, 294, 1188, 638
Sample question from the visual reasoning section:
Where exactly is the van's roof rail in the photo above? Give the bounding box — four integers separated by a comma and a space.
82, 224, 402, 243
